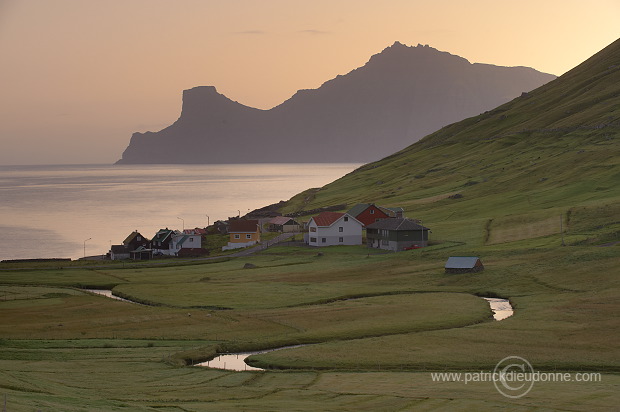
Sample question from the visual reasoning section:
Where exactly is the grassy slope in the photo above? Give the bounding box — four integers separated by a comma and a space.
282, 39, 620, 249
1, 39, 619, 411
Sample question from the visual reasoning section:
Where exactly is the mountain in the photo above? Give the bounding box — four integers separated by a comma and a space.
116, 42, 555, 164
279, 38, 620, 246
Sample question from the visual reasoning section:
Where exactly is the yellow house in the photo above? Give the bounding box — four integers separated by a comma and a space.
223, 219, 261, 250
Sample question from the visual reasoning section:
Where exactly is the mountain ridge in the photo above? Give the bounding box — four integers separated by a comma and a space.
117, 42, 555, 164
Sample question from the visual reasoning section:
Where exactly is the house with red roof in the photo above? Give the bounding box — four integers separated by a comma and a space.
347, 203, 404, 227
306, 212, 363, 247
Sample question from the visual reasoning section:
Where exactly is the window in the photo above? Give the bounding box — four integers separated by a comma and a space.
310, 227, 316, 232
189, 238, 193, 242
339, 227, 343, 232
370, 209, 375, 214
310, 237, 317, 243
339, 237, 344, 243
344, 216, 349, 222
321, 238, 326, 243
137, 236, 142, 241
246, 234, 252, 239
234, 234, 240, 239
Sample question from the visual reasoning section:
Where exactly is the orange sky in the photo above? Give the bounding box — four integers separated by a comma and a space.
0, 0, 618, 164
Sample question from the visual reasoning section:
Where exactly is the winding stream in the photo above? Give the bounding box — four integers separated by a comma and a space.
198, 298, 514, 372
86, 290, 514, 371
196, 345, 304, 371
86, 289, 139, 304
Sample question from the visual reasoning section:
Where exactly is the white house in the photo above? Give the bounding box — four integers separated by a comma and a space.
170, 232, 202, 255
306, 212, 363, 247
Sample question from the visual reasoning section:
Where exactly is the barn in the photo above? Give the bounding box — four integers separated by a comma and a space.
444, 256, 484, 274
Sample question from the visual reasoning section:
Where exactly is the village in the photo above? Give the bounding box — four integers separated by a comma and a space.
107, 203, 483, 274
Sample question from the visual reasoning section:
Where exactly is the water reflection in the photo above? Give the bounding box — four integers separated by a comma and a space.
86, 289, 138, 304
197, 351, 265, 371
483, 297, 513, 320
197, 345, 304, 372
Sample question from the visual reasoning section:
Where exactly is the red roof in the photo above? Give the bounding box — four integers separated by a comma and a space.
311, 212, 345, 227
228, 219, 259, 233
184, 228, 207, 235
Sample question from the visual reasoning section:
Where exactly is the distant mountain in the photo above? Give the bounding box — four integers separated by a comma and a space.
279, 38, 620, 245
116, 42, 556, 164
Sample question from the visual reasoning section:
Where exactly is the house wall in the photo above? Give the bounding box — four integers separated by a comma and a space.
308, 216, 362, 247
229, 231, 260, 243
126, 234, 149, 250
355, 206, 390, 227
152, 241, 173, 256
222, 240, 257, 251
111, 252, 130, 260
281, 223, 301, 233
171, 234, 202, 251
367, 229, 428, 251
395, 230, 428, 242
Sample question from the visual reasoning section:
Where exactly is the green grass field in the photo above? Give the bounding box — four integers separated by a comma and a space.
1, 238, 618, 411
1, 38, 619, 412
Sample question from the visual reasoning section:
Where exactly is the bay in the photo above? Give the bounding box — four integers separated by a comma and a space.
0, 163, 359, 261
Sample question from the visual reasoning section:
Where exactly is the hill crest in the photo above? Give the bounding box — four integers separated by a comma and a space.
117, 42, 555, 164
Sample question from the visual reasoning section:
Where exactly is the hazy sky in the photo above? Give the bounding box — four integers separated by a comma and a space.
0, 0, 618, 165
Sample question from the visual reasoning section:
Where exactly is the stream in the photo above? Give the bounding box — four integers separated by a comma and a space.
198, 298, 514, 372
86, 289, 139, 304
483, 297, 513, 320
196, 345, 304, 371
86, 290, 514, 371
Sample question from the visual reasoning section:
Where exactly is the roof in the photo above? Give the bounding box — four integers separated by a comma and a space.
131, 246, 152, 252
228, 219, 259, 233
175, 235, 190, 247
123, 231, 147, 245
366, 218, 429, 231
183, 228, 206, 235
310, 212, 345, 227
445, 256, 481, 269
269, 216, 298, 225
347, 204, 372, 217
347, 203, 402, 218
152, 229, 174, 243
310, 212, 361, 227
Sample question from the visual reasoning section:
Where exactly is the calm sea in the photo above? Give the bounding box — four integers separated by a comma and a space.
0, 164, 359, 260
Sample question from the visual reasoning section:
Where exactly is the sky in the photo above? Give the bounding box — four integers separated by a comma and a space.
0, 0, 618, 165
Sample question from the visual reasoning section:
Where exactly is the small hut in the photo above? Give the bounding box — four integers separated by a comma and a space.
268, 216, 301, 233
445, 256, 484, 274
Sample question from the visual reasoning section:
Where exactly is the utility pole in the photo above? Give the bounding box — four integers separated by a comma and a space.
83, 237, 92, 258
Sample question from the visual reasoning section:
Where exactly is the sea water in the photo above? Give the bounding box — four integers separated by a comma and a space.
0, 163, 359, 260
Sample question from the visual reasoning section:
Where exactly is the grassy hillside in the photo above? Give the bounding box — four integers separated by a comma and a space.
282, 39, 620, 247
